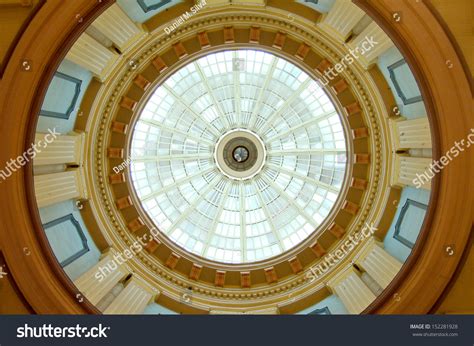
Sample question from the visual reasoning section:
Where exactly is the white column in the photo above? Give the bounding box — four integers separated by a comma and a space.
95, 282, 124, 312
355, 238, 403, 289
104, 276, 157, 314
391, 155, 432, 189
408, 148, 432, 158
65, 32, 119, 82
328, 266, 376, 314
90, 3, 146, 53
74, 252, 129, 305
34, 168, 88, 207
361, 272, 383, 296
318, 0, 365, 43
347, 21, 394, 69
389, 117, 432, 151
33, 132, 85, 166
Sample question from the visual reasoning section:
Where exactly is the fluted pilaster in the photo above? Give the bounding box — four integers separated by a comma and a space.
327, 266, 376, 314
74, 252, 129, 305
65, 32, 119, 82
90, 3, 146, 53
392, 155, 432, 189
318, 0, 365, 43
104, 276, 157, 314
34, 168, 88, 207
390, 117, 432, 151
355, 238, 403, 289
33, 132, 85, 166
347, 21, 393, 69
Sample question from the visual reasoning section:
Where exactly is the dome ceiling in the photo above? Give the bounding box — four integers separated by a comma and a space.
130, 49, 348, 263
2, 0, 470, 319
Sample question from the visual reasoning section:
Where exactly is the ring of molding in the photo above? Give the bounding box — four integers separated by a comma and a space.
82, 9, 394, 312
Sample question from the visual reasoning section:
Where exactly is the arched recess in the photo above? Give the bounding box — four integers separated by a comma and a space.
0, 0, 471, 314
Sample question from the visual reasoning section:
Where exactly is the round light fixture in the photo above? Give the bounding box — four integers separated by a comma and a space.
214, 129, 266, 181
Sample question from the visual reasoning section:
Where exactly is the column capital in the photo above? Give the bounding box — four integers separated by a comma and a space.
103, 274, 159, 314
318, 0, 365, 43
354, 240, 403, 289
327, 265, 376, 314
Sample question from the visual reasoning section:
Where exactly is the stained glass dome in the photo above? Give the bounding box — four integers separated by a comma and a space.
130, 49, 348, 264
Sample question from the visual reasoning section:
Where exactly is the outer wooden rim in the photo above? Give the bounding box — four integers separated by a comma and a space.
354, 0, 473, 314
0, 0, 46, 78
0, 0, 114, 314
0, 0, 471, 313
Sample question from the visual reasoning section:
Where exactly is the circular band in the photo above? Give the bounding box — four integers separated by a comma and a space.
214, 129, 267, 181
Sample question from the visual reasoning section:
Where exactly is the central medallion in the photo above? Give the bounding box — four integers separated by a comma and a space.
214, 129, 266, 180
232, 146, 249, 163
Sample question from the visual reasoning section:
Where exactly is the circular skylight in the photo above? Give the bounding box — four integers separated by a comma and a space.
130, 49, 348, 264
